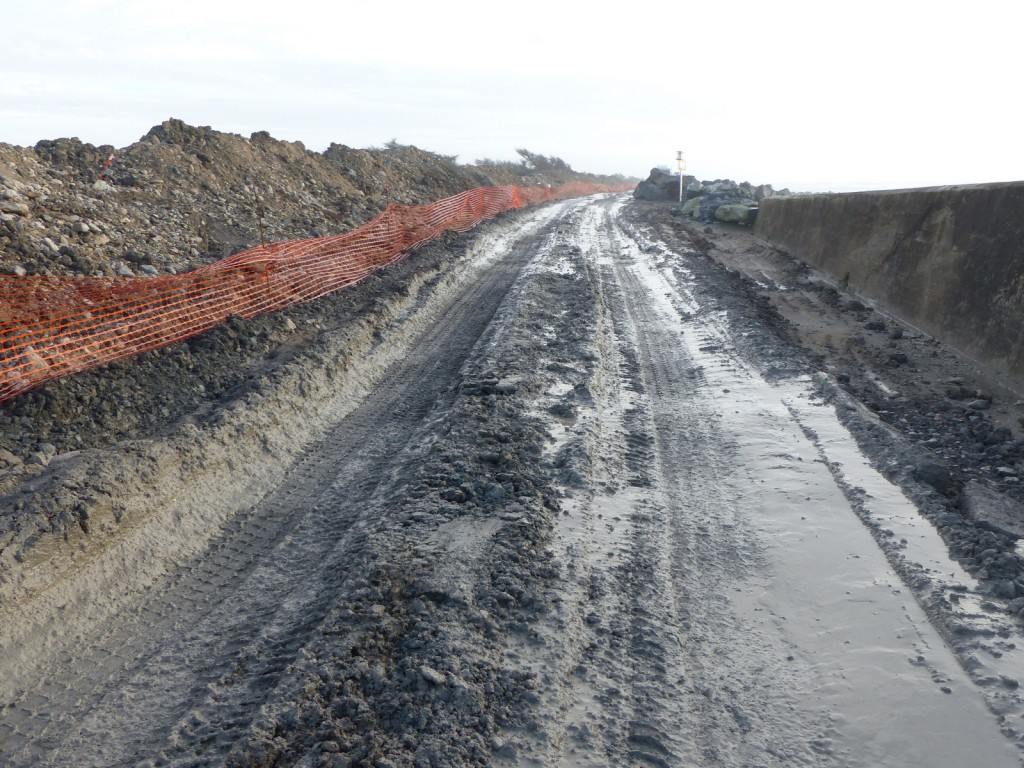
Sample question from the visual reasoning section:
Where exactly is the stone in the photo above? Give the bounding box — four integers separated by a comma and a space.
993, 579, 1017, 599
419, 665, 446, 686
0, 200, 30, 215
633, 168, 696, 202
680, 198, 701, 218
714, 204, 757, 225
26, 452, 49, 467
962, 480, 1024, 538
71, 221, 90, 234
913, 458, 954, 494
967, 399, 991, 411
494, 379, 518, 395
484, 482, 507, 503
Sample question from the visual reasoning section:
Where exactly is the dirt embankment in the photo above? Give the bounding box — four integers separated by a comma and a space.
0, 120, 630, 468
0, 119, 631, 280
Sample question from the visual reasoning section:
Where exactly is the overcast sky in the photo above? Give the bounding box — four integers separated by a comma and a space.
3, 0, 1021, 192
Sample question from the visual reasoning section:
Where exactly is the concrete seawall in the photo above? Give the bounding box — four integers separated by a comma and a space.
753, 182, 1024, 384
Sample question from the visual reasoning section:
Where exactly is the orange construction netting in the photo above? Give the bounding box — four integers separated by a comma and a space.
0, 182, 627, 402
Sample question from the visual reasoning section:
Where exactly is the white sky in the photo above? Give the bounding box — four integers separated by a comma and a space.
3, 0, 1021, 192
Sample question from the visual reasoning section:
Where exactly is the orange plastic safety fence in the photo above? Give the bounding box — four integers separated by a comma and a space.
0, 182, 628, 402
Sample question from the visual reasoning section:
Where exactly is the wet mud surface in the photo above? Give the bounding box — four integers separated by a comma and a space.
2, 196, 1024, 766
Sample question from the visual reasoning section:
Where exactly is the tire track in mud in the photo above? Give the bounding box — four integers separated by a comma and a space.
510, 198, 1022, 768
599, 218, 815, 766
490, 199, 701, 767
545, 199, 792, 767
0, 202, 578, 768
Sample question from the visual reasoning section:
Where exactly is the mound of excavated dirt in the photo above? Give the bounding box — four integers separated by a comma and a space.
0, 120, 632, 470
0, 118, 630, 280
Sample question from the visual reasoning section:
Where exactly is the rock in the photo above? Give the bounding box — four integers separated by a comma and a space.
967, 399, 991, 411
440, 488, 466, 503
494, 379, 518, 395
419, 665, 446, 686
484, 482, 507, 503
0, 200, 29, 215
913, 458, 954, 494
633, 168, 694, 202
993, 579, 1017, 599
71, 221, 90, 234
680, 198, 701, 218
714, 204, 757, 225
0, 448, 22, 468
962, 480, 1024, 538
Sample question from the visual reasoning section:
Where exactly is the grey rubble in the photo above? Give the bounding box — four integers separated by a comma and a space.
633, 166, 790, 224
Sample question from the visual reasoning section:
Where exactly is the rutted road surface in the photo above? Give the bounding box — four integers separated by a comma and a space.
1, 196, 1023, 766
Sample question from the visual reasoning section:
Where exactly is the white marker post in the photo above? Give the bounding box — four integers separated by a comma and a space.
676, 150, 687, 203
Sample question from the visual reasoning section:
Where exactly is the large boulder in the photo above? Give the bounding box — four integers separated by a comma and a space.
714, 204, 758, 225
634, 168, 697, 202
680, 198, 702, 218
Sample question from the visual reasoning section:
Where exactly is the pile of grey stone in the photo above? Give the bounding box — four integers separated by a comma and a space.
633, 167, 789, 225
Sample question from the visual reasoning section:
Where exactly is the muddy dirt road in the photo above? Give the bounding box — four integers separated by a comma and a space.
2, 195, 1024, 767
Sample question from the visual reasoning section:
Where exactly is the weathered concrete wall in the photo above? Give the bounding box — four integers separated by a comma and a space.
754, 182, 1024, 383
